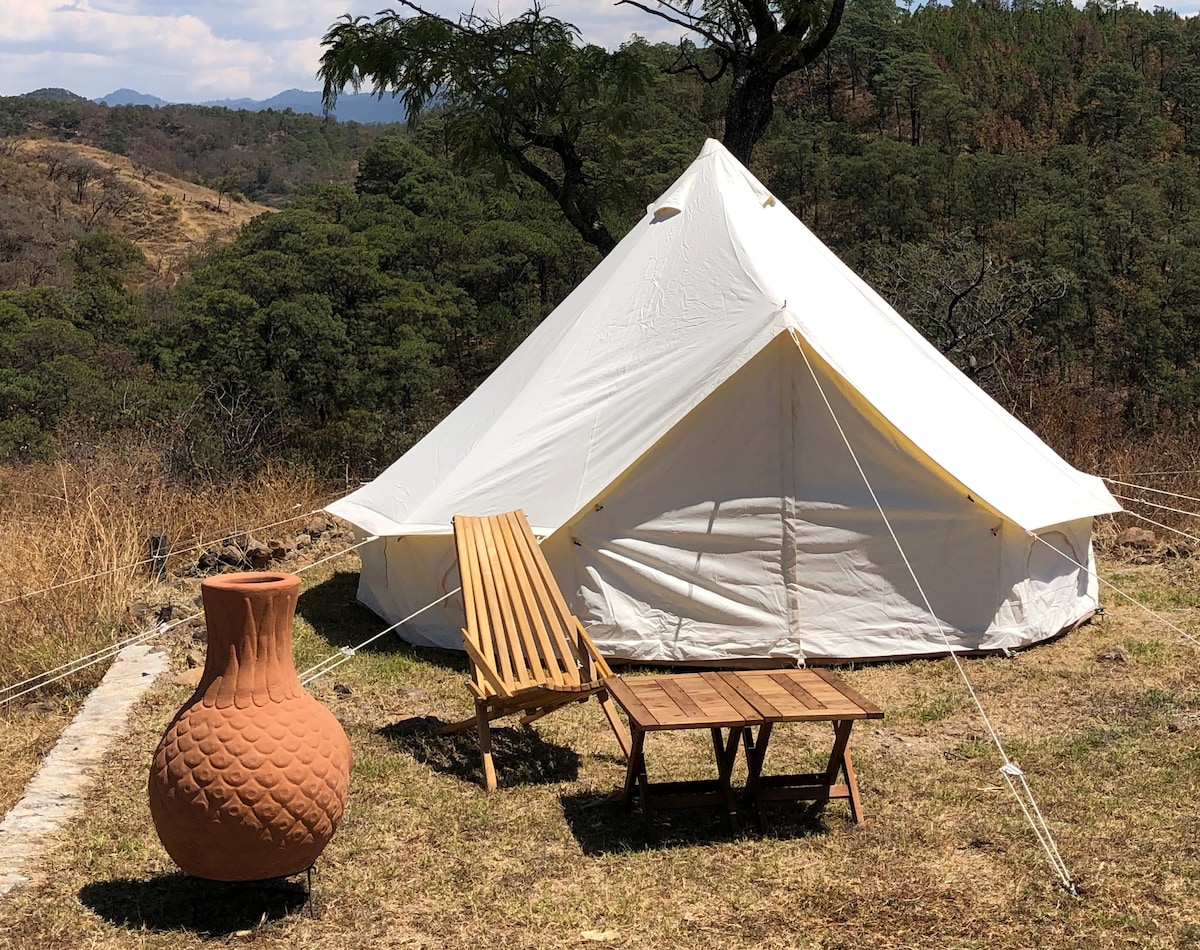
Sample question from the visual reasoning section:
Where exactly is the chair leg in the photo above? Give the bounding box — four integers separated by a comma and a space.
476, 697, 497, 791
598, 689, 632, 760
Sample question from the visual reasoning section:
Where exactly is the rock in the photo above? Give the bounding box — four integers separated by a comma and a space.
246, 540, 272, 570
217, 545, 243, 566
170, 669, 204, 688
294, 532, 312, 550
268, 539, 288, 561
124, 602, 156, 629
305, 517, 330, 538
1097, 647, 1129, 664
157, 603, 188, 623
1117, 527, 1157, 550
1168, 712, 1200, 733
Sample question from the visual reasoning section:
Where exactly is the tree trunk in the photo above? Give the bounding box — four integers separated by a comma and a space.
723, 68, 779, 166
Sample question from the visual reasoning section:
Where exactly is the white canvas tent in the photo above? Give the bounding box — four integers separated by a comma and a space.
327, 139, 1121, 664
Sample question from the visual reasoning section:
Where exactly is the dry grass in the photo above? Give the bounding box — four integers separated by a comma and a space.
0, 449, 329, 814
1, 553, 1199, 949
2, 139, 273, 287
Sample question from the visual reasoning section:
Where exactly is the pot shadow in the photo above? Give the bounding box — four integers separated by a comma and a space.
559, 791, 830, 855
379, 715, 581, 788
78, 872, 310, 936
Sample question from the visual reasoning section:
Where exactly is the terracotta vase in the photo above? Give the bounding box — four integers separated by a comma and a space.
148, 572, 352, 881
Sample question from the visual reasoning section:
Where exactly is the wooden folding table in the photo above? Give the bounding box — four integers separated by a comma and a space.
604, 669, 884, 830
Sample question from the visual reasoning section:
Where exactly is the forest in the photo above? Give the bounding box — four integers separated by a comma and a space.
3, 0, 1200, 480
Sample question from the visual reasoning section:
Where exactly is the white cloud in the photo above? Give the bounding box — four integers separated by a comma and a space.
10, 0, 1198, 103
0, 0, 672, 100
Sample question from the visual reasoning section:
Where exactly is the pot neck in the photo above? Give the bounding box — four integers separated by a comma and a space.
198, 579, 303, 708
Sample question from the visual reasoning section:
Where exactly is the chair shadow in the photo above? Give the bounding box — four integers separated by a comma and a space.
78, 873, 309, 936
560, 791, 831, 855
379, 715, 581, 788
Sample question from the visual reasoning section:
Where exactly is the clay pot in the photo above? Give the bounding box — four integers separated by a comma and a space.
148, 572, 352, 881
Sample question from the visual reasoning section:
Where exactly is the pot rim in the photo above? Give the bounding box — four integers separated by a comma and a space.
201, 571, 299, 592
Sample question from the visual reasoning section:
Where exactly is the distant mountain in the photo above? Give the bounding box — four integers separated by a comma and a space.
21, 87, 89, 102
203, 88, 407, 124
97, 88, 169, 107
91, 86, 406, 124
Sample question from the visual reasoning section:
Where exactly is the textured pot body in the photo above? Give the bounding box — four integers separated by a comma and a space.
148, 572, 352, 881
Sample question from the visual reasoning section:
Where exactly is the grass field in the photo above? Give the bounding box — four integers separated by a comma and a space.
1, 549, 1198, 949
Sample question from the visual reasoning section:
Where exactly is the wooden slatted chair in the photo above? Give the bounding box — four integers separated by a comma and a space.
438, 509, 631, 790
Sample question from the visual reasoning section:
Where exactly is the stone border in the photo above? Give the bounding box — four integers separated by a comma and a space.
0, 644, 169, 897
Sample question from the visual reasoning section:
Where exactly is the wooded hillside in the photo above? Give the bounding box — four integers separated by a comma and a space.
3, 0, 1199, 478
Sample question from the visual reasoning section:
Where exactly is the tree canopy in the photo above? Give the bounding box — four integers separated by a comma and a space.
319, 4, 653, 254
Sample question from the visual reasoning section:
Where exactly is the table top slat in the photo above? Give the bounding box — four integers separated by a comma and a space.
603, 675, 660, 728
657, 676, 707, 719
700, 672, 759, 721
606, 669, 883, 730
767, 672, 826, 711
811, 668, 885, 716
802, 677, 868, 713
741, 672, 819, 718
724, 673, 782, 719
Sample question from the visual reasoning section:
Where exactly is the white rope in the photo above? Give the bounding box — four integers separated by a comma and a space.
0, 616, 196, 707
299, 587, 460, 686
1029, 532, 1200, 651
1102, 469, 1200, 478
1109, 504, 1200, 549
1108, 491, 1200, 522
0, 536, 374, 706
0, 501, 339, 608
1103, 479, 1200, 508
789, 330, 1076, 893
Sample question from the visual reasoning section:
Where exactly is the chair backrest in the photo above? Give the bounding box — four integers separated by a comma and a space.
453, 510, 612, 699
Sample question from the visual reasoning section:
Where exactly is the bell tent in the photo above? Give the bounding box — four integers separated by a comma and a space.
327, 139, 1121, 664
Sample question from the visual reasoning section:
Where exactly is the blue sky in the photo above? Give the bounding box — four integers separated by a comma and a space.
3, 1, 1199, 103
0, 1, 682, 101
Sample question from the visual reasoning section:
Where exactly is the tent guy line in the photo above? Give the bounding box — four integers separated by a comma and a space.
0, 619, 185, 708
1106, 505, 1200, 556
1107, 492, 1200, 522
1029, 531, 1200, 652
1102, 478, 1200, 507
298, 585, 459, 687
0, 536, 376, 706
790, 328, 1076, 894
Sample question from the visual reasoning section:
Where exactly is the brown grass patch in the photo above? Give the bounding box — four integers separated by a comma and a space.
2, 551, 1199, 948
0, 448, 329, 814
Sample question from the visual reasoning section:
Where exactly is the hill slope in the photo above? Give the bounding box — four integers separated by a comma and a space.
1, 139, 273, 287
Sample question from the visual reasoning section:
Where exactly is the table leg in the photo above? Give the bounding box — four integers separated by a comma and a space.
710, 727, 744, 832
623, 728, 646, 812
742, 722, 774, 832
825, 720, 867, 826
842, 747, 864, 826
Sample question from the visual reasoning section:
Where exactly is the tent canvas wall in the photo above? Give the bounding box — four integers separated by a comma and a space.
328, 139, 1121, 663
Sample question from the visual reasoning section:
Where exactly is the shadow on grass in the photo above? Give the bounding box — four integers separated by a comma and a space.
379, 715, 581, 787
297, 569, 403, 655
560, 791, 831, 855
296, 570, 471, 675
78, 873, 309, 936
